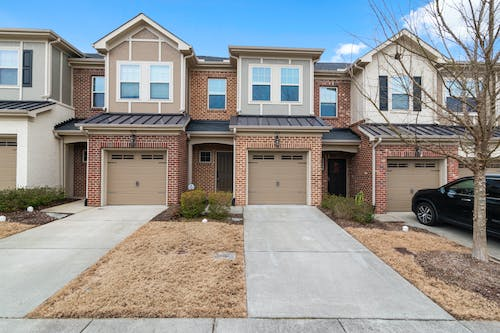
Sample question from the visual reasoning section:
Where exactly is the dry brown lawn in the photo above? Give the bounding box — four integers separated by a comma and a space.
0, 222, 35, 239
345, 226, 500, 320
29, 221, 246, 318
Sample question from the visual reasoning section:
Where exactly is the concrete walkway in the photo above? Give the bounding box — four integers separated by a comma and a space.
376, 212, 500, 260
244, 205, 452, 319
1, 318, 499, 333
0, 205, 165, 318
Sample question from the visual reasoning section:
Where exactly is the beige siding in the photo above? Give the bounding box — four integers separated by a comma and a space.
50, 47, 61, 101
22, 42, 46, 100
0, 139, 17, 190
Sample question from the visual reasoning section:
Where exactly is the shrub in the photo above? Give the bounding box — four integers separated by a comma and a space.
0, 187, 65, 213
321, 193, 374, 224
180, 189, 207, 218
207, 191, 233, 220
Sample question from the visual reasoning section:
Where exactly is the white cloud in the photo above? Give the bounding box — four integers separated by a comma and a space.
402, 0, 485, 42
331, 42, 367, 62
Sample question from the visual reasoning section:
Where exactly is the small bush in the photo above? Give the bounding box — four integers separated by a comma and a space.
207, 191, 233, 220
0, 187, 65, 213
321, 193, 374, 223
180, 189, 207, 218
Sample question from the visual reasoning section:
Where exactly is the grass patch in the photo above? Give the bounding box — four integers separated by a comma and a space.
0, 222, 35, 239
329, 215, 500, 320
29, 220, 246, 318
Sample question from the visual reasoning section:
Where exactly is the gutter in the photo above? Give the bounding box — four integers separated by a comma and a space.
372, 137, 382, 207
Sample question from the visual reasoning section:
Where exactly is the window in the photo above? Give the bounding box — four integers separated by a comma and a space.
392, 76, 410, 110
445, 79, 478, 113
0, 50, 18, 86
320, 87, 337, 117
449, 179, 474, 196
200, 151, 211, 163
22, 50, 32, 87
150, 65, 170, 99
280, 68, 299, 102
252, 67, 271, 101
120, 64, 140, 99
208, 78, 226, 109
92, 76, 105, 108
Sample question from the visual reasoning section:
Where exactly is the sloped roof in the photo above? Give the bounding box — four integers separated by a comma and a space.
229, 115, 331, 131
186, 120, 230, 132
315, 62, 350, 72
54, 118, 84, 131
0, 100, 55, 112
322, 128, 360, 141
359, 123, 500, 139
77, 112, 190, 128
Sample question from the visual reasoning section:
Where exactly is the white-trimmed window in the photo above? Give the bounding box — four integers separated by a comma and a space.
320, 87, 337, 117
200, 151, 211, 163
392, 76, 410, 110
208, 78, 226, 109
119, 64, 140, 99
150, 65, 170, 99
280, 68, 299, 102
0, 49, 18, 86
252, 67, 271, 101
92, 76, 105, 108
444, 79, 478, 113
118, 62, 173, 102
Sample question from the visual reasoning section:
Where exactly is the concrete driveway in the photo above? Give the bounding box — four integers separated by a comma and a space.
0, 205, 165, 318
378, 212, 500, 260
244, 205, 452, 319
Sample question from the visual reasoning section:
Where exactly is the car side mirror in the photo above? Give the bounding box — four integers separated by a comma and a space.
439, 187, 445, 194
447, 189, 456, 198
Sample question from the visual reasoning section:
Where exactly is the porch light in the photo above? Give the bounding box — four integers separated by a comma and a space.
415, 146, 422, 157
274, 134, 280, 148
130, 134, 136, 147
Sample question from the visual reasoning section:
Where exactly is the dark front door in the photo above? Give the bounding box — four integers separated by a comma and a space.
217, 151, 233, 192
328, 159, 347, 196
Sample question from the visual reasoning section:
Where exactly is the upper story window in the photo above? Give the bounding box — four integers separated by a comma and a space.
392, 76, 410, 110
280, 68, 299, 102
445, 79, 478, 113
118, 61, 172, 102
252, 67, 271, 101
150, 65, 170, 100
92, 76, 105, 108
120, 64, 140, 99
208, 78, 226, 109
320, 87, 337, 117
0, 50, 18, 86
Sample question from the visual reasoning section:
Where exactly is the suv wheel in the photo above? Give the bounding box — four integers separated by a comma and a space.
416, 202, 438, 226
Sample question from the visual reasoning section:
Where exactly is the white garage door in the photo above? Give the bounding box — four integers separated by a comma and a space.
387, 159, 440, 211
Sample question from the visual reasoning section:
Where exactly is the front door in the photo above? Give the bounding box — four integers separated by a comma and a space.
328, 159, 347, 196
217, 151, 233, 192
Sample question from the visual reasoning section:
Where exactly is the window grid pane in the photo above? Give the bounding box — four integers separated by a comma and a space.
120, 64, 140, 82
209, 95, 225, 109
208, 78, 226, 94
320, 103, 337, 117
252, 85, 271, 101
392, 76, 409, 94
0, 68, 17, 85
252, 67, 271, 84
281, 86, 299, 101
320, 87, 337, 103
281, 68, 299, 85
93, 93, 104, 108
92, 77, 105, 93
150, 82, 169, 99
392, 94, 409, 109
120, 82, 139, 99
0, 50, 18, 68
150, 65, 170, 83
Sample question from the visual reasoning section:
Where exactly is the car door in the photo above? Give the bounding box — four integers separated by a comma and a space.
441, 179, 474, 226
486, 179, 500, 235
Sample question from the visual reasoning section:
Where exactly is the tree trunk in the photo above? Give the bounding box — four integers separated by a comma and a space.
472, 168, 489, 261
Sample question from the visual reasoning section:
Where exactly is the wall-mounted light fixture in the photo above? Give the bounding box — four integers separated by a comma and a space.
415, 146, 422, 157
274, 133, 280, 148
130, 133, 136, 148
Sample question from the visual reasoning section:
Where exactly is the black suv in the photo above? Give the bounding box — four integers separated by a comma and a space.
411, 175, 500, 238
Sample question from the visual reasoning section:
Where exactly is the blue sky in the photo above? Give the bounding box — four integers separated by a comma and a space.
0, 0, 429, 62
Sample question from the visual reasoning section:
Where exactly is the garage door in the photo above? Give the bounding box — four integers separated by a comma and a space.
0, 138, 16, 189
387, 160, 440, 211
248, 152, 307, 205
458, 161, 500, 178
107, 151, 166, 205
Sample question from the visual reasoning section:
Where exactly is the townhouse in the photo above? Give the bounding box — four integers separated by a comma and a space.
0, 13, 493, 213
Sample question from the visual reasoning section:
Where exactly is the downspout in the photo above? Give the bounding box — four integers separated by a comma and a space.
43, 38, 61, 100
372, 137, 382, 206
182, 52, 195, 114
232, 127, 237, 205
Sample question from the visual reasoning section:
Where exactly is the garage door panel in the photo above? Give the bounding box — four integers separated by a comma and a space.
107, 151, 166, 205
0, 140, 16, 189
387, 160, 440, 211
248, 152, 307, 205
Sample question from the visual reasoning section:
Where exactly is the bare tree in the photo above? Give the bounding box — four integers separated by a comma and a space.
352, 0, 499, 261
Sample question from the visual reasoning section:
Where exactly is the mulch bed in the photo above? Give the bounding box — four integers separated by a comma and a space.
2, 210, 55, 225
152, 204, 244, 224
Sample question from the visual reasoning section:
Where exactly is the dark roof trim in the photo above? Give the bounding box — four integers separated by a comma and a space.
186, 120, 230, 133
0, 100, 55, 112
54, 118, 84, 131
229, 115, 331, 132
77, 112, 190, 129
359, 123, 500, 139
322, 128, 360, 142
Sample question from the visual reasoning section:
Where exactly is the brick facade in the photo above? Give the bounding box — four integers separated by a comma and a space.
192, 143, 233, 193
86, 133, 187, 206
73, 142, 87, 198
314, 78, 351, 127
73, 67, 105, 119
234, 134, 323, 206
188, 70, 237, 120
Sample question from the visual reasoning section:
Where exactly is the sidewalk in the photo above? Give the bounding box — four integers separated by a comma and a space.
0, 318, 498, 333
